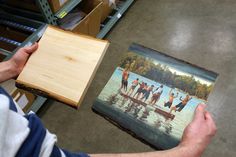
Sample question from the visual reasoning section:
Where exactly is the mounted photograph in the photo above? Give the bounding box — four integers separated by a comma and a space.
93, 43, 218, 149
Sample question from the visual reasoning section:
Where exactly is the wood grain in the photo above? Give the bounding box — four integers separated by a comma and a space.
16, 26, 109, 108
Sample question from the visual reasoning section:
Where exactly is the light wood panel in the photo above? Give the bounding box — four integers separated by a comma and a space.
16, 26, 109, 108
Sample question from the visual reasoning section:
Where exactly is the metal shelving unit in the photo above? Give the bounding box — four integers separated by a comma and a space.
28, 95, 48, 113
55, 0, 82, 18
0, 4, 43, 22
0, 48, 11, 57
97, 0, 134, 39
0, 11, 47, 60
0, 0, 83, 25
35, 0, 82, 24
35, 0, 57, 25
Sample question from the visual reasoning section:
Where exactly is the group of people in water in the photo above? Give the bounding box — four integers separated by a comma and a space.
120, 68, 192, 113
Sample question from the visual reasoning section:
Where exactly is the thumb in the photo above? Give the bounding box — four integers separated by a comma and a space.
205, 112, 217, 135
193, 104, 206, 122
22, 43, 38, 54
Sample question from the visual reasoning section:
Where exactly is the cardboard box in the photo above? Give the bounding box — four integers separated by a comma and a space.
11, 88, 36, 113
6, 0, 39, 12
101, 0, 113, 22
48, 0, 69, 13
72, 0, 103, 37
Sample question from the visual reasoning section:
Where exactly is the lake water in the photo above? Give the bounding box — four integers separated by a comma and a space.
98, 67, 207, 139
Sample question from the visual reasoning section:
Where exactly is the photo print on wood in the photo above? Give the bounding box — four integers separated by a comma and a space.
93, 43, 218, 149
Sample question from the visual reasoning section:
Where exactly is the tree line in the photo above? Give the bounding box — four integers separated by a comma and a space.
119, 52, 213, 100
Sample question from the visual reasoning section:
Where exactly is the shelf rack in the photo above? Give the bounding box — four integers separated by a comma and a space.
35, 0, 57, 25
0, 0, 83, 25
55, 0, 82, 19
0, 4, 43, 22
35, 0, 83, 24
97, 0, 134, 39
0, 10, 47, 60
0, 0, 134, 113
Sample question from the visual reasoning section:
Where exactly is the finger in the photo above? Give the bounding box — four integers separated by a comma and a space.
205, 112, 217, 135
22, 43, 38, 54
193, 103, 206, 122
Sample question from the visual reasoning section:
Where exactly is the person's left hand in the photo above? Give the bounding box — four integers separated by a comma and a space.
9, 43, 38, 77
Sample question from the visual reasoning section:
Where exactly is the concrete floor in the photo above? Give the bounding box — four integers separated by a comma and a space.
38, 0, 236, 156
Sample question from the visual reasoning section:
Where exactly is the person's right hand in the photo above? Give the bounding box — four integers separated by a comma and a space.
180, 104, 217, 156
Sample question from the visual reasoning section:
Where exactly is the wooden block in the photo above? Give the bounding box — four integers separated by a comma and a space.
16, 26, 109, 108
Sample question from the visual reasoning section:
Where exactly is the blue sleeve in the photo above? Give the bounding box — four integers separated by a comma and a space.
51, 145, 90, 157
0, 87, 17, 112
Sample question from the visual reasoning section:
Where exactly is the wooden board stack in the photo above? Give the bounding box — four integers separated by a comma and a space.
16, 26, 109, 108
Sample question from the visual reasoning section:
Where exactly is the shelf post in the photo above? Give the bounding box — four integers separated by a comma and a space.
35, 0, 57, 25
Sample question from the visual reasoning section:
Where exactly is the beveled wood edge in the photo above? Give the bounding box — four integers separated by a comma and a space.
15, 79, 78, 108
46, 25, 110, 44
76, 42, 110, 109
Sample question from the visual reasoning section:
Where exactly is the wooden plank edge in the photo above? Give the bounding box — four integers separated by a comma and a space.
46, 25, 109, 44
15, 80, 78, 109
76, 42, 110, 109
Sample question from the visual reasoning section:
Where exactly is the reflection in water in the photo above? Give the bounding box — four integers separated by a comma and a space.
107, 94, 119, 105
120, 96, 128, 108
106, 90, 120, 105
133, 104, 142, 118
139, 107, 150, 122
124, 101, 135, 113
163, 121, 173, 134
106, 91, 173, 135
154, 119, 162, 128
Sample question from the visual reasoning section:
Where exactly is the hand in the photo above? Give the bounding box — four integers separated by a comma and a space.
9, 43, 38, 77
180, 104, 217, 156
